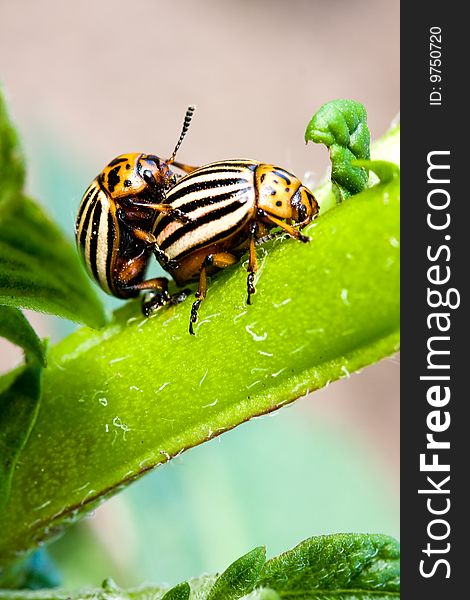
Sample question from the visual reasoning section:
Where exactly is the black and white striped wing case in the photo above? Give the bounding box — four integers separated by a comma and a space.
153, 160, 260, 261
75, 180, 118, 295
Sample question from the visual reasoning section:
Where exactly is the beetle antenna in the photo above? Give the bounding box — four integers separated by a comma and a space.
167, 105, 196, 164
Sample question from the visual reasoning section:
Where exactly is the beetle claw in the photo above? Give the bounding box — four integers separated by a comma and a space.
189, 299, 202, 335
170, 209, 194, 224
170, 288, 191, 305
141, 290, 170, 316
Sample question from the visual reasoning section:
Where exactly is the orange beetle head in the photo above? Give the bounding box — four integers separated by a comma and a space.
291, 185, 319, 225
99, 153, 175, 201
255, 164, 319, 225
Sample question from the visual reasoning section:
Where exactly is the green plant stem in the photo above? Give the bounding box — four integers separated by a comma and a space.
0, 127, 399, 573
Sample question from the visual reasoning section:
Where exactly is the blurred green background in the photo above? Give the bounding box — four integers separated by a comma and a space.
0, 0, 399, 589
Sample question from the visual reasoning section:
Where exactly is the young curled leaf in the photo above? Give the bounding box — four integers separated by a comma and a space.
305, 99, 370, 202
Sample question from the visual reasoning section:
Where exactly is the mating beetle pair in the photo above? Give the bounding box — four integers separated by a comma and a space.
75, 107, 319, 334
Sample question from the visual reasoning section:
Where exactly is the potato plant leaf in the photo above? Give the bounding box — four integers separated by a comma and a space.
0, 91, 25, 206
240, 590, 280, 599
0, 89, 106, 329
207, 547, 266, 600
0, 196, 106, 328
305, 99, 370, 202
0, 307, 46, 366
161, 582, 191, 600
0, 534, 399, 599
257, 533, 400, 598
0, 362, 42, 510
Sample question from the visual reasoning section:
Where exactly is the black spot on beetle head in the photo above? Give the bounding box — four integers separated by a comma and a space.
107, 156, 128, 167
107, 166, 121, 193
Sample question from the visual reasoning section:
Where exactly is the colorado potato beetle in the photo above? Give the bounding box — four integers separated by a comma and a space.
147, 159, 319, 334
75, 106, 197, 300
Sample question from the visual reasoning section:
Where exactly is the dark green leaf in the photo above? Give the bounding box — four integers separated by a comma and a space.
101, 578, 119, 592
0, 196, 106, 328
0, 89, 106, 329
0, 362, 42, 509
207, 547, 266, 600
305, 99, 370, 202
161, 582, 190, 600
0, 306, 46, 366
258, 533, 400, 598
0, 90, 25, 206
240, 590, 281, 600
0, 535, 399, 599
246, 590, 281, 600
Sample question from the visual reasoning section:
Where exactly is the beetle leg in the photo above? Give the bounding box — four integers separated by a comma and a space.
168, 207, 195, 224
131, 227, 158, 245
170, 288, 192, 305
141, 284, 191, 316
117, 218, 176, 271
129, 202, 195, 224
116, 210, 160, 246
125, 227, 175, 271
125, 277, 170, 294
125, 277, 171, 316
207, 252, 239, 269
171, 160, 199, 174
260, 212, 310, 243
189, 252, 238, 335
189, 267, 207, 335
247, 223, 259, 305
115, 251, 152, 288
117, 274, 171, 316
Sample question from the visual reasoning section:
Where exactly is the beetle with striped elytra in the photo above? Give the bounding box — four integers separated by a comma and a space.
75, 106, 197, 302
148, 158, 319, 334
75, 107, 319, 334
